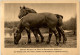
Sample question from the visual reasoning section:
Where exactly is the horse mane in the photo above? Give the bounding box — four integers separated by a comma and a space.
30, 9, 37, 13
19, 6, 37, 19
25, 7, 37, 13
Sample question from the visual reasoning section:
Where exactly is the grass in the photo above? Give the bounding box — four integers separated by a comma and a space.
5, 31, 77, 48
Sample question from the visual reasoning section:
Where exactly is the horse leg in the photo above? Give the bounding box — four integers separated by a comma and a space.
56, 27, 61, 42
58, 26, 67, 44
51, 28, 60, 46
58, 31, 61, 42
32, 29, 39, 43
37, 29, 44, 42
25, 29, 31, 43
46, 28, 53, 44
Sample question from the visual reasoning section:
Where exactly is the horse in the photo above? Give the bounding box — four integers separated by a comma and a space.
18, 6, 44, 43
19, 6, 67, 43
14, 6, 67, 45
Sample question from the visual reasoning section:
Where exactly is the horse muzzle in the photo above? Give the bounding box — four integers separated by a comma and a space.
14, 39, 18, 45
14, 41, 18, 45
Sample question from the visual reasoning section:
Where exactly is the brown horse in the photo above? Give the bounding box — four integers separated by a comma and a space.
18, 6, 44, 43
23, 6, 67, 43
19, 6, 67, 43
14, 6, 67, 45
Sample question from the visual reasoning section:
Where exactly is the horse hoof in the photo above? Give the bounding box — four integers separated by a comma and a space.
63, 38, 67, 44
36, 40, 39, 43
41, 40, 43, 43
41, 39, 44, 42
65, 38, 67, 41
41, 37, 44, 42
15, 43, 18, 45
63, 41, 66, 44
59, 41, 61, 43
14, 42, 18, 45
28, 41, 31, 44
59, 39, 61, 42
55, 42, 59, 46
64, 38, 67, 41
46, 41, 50, 44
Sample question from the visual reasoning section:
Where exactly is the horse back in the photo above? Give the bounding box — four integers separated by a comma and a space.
22, 13, 57, 21
21, 13, 58, 28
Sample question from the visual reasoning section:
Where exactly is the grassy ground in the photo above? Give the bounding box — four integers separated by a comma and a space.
5, 31, 77, 48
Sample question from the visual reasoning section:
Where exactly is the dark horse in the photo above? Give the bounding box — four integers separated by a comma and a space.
14, 6, 67, 45
19, 6, 67, 43
18, 6, 44, 43
20, 6, 67, 43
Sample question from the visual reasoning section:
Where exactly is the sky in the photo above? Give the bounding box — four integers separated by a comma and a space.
4, 3, 76, 22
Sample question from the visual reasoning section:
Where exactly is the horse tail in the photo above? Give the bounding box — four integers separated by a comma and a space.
55, 14, 63, 19
55, 14, 63, 26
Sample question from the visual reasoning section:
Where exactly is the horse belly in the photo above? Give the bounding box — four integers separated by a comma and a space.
23, 21, 46, 28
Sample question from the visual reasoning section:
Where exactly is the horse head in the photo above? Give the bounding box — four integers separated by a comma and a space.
18, 6, 29, 19
14, 29, 21, 45
18, 6, 37, 19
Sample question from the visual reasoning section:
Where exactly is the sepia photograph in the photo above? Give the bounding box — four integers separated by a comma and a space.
4, 3, 77, 48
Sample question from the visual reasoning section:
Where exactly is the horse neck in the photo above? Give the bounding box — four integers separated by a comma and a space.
23, 9, 37, 16
17, 21, 24, 33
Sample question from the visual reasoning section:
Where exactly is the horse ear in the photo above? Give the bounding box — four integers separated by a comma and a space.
56, 14, 60, 18
23, 6, 26, 9
60, 15, 63, 19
